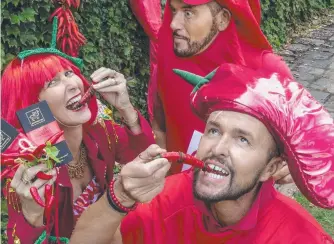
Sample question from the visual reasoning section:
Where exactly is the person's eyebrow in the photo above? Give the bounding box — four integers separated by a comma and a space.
169, 3, 194, 10
232, 128, 255, 141
206, 120, 221, 128
182, 4, 194, 9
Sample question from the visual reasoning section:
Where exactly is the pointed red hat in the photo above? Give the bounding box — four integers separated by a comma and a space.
174, 64, 334, 209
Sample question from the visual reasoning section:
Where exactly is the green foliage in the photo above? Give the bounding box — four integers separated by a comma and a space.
1, 199, 8, 243
1, 0, 150, 117
261, 0, 334, 49
295, 193, 334, 237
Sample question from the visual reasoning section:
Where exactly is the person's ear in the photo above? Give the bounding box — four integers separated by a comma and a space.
216, 8, 231, 32
259, 157, 284, 182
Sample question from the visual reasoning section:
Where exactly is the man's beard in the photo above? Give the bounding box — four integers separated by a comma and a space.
192, 167, 263, 203
173, 21, 219, 57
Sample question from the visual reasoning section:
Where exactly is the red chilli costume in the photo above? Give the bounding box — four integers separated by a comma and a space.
120, 64, 334, 243
155, 0, 293, 174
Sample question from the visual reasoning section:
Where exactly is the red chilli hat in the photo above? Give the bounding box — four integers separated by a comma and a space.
183, 0, 270, 49
174, 64, 334, 209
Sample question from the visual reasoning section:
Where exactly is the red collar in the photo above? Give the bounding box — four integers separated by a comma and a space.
55, 128, 107, 188
193, 177, 276, 233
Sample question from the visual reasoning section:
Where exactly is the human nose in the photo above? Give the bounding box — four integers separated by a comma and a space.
170, 11, 184, 32
64, 77, 79, 93
211, 135, 230, 158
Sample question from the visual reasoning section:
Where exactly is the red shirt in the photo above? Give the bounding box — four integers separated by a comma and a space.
121, 170, 333, 244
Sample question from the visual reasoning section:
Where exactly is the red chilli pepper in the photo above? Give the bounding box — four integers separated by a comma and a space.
18, 153, 37, 161
30, 187, 45, 208
44, 184, 54, 208
47, 130, 64, 145
1, 168, 12, 179
158, 152, 220, 174
1, 158, 16, 166
47, 195, 55, 209
44, 184, 54, 219
32, 144, 46, 158
36, 171, 53, 180
77, 85, 95, 107
1, 153, 22, 160
0, 164, 20, 180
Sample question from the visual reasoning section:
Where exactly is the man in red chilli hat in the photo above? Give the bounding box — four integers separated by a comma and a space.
151, 0, 294, 176
71, 64, 334, 244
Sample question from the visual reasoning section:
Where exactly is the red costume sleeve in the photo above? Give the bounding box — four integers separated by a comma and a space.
114, 111, 155, 164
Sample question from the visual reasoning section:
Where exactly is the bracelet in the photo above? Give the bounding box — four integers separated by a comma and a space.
107, 179, 138, 214
122, 111, 139, 128
107, 186, 127, 215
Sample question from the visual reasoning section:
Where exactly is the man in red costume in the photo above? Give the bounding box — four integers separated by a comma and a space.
71, 64, 333, 243
152, 0, 293, 175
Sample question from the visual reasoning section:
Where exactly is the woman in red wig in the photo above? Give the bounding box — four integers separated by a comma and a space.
1, 18, 154, 243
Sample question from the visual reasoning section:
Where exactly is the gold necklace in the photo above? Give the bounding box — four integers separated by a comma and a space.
66, 144, 88, 179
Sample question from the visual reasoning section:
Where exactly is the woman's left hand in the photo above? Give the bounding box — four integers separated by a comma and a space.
90, 67, 132, 111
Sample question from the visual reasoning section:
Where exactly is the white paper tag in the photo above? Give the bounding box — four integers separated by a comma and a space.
181, 130, 203, 171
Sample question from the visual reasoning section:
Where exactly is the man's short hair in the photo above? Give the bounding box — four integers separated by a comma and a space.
207, 1, 223, 16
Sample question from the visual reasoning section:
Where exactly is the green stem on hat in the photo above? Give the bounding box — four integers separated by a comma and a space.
204, 68, 217, 80
16, 16, 84, 69
173, 68, 217, 93
173, 69, 208, 87
51, 17, 58, 49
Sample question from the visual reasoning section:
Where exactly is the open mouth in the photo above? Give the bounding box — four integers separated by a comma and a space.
66, 95, 83, 111
205, 163, 230, 179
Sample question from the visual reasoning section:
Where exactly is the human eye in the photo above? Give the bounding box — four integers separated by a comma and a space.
184, 10, 194, 18
207, 127, 219, 136
64, 70, 74, 77
46, 80, 58, 88
239, 137, 250, 145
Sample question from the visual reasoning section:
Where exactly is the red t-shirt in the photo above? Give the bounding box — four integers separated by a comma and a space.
121, 170, 333, 244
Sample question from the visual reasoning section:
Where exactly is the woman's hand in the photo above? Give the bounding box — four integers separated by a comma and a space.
91, 67, 140, 131
90, 67, 133, 112
10, 164, 56, 227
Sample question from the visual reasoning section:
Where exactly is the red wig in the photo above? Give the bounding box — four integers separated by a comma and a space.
1, 54, 98, 129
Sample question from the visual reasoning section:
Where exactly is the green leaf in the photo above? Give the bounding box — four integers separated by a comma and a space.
9, 15, 20, 24
20, 8, 36, 22
12, 0, 20, 7
6, 26, 20, 37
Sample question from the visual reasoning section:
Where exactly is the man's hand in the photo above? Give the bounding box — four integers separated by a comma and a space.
115, 144, 171, 205
273, 163, 293, 184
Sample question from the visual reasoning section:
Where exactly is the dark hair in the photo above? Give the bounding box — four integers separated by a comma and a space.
268, 144, 280, 161
207, 1, 223, 17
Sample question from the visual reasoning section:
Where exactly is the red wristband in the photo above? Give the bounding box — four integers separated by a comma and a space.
108, 179, 138, 213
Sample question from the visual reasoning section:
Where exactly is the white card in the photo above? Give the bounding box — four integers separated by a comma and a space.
181, 130, 203, 171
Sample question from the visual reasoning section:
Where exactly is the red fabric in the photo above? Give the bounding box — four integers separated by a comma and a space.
6, 114, 155, 243
129, 0, 162, 122
186, 63, 334, 209
73, 177, 102, 222
155, 0, 293, 174
121, 170, 333, 243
